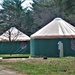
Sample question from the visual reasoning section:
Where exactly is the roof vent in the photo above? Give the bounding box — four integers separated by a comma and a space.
54, 18, 62, 21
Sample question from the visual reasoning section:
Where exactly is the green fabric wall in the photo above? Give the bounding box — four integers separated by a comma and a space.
0, 41, 30, 54
62, 38, 75, 56
30, 38, 75, 57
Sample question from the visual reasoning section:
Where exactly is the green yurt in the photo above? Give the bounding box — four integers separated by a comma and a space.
0, 27, 30, 54
30, 18, 75, 57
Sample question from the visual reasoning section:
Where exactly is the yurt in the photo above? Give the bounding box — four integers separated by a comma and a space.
30, 18, 75, 57
0, 27, 30, 54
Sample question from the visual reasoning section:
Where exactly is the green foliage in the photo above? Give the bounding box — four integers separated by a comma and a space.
0, 0, 34, 35
0, 0, 75, 35
64, 0, 75, 14
31, 0, 75, 31
33, 0, 75, 16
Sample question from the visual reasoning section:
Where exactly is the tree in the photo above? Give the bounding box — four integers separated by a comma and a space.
24, 10, 34, 34
1, 0, 25, 26
0, 0, 34, 35
0, 0, 75, 35
31, 0, 75, 29
33, 0, 75, 17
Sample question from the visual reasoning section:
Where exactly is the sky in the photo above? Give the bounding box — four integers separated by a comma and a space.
0, 0, 33, 9
0, 0, 3, 9
22, 0, 33, 9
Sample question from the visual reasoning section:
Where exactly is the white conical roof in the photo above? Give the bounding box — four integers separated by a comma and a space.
0, 27, 30, 41
31, 18, 75, 38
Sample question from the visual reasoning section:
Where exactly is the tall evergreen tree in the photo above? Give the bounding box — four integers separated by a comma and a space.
1, 0, 25, 27
0, 0, 34, 35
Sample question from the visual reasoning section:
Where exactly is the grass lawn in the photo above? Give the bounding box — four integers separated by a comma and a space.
0, 57, 75, 75
0, 54, 29, 58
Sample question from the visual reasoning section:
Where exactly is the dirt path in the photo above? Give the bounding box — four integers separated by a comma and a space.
0, 66, 25, 75
0, 58, 29, 75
